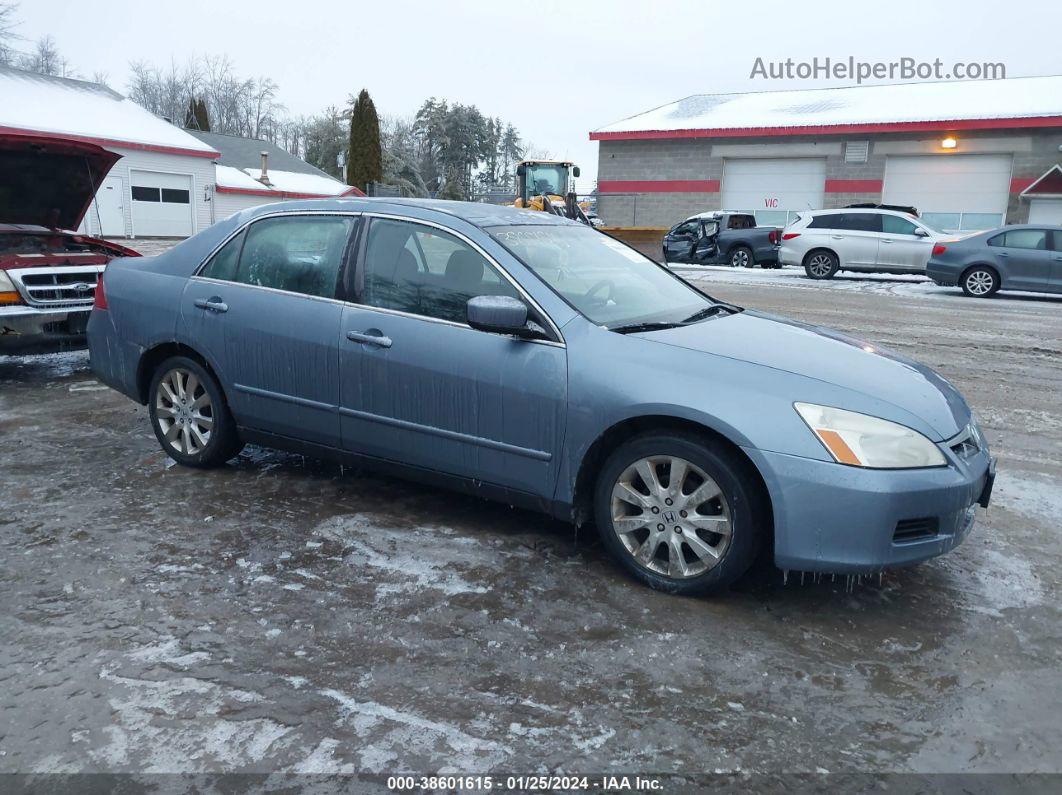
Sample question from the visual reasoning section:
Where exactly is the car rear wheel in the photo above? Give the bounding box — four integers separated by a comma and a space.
148, 355, 243, 468
961, 266, 1000, 298
729, 246, 754, 268
594, 432, 765, 595
804, 250, 839, 279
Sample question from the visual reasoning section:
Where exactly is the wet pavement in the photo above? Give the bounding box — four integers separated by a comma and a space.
1, 262, 1060, 777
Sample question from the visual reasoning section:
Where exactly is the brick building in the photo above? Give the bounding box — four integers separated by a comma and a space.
591, 76, 1062, 232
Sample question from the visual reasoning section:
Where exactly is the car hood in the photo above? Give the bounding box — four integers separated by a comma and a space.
640, 309, 969, 440
0, 133, 121, 230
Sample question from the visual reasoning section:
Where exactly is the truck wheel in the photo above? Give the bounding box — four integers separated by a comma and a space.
804, 250, 839, 279
729, 246, 754, 268
594, 432, 765, 595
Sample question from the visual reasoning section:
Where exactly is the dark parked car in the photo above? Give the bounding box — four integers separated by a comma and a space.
927, 225, 1062, 298
89, 199, 993, 595
0, 133, 140, 354
663, 212, 780, 268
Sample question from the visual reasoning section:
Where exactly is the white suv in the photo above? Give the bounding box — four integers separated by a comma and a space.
779, 208, 942, 279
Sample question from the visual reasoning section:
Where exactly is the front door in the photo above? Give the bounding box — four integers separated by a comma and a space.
663, 221, 699, 263
877, 214, 935, 271
338, 216, 567, 498
179, 213, 357, 446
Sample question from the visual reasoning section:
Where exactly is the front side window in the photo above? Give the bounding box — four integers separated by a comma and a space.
200, 215, 354, 298
362, 219, 520, 324
881, 215, 918, 235
490, 225, 716, 328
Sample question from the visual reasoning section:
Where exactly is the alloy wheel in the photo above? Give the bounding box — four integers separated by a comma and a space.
609, 455, 732, 579
731, 249, 750, 267
966, 270, 994, 296
808, 254, 834, 277
155, 367, 213, 455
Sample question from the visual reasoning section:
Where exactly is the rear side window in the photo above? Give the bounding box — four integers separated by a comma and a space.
201, 230, 245, 281
807, 215, 837, 229
989, 229, 1049, 250
727, 214, 756, 229
198, 216, 354, 299
837, 213, 882, 232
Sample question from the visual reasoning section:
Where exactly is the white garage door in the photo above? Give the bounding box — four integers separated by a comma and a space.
722, 158, 826, 226
130, 170, 194, 237
883, 155, 1012, 233
1028, 199, 1062, 225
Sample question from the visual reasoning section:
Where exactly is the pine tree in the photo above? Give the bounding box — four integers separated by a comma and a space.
346, 88, 382, 192
195, 98, 211, 132
437, 167, 464, 200
184, 97, 198, 129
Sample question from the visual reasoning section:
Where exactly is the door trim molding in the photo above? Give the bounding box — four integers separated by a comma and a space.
234, 382, 553, 462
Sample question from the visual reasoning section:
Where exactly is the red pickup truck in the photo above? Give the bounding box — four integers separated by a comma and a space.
1, 133, 140, 355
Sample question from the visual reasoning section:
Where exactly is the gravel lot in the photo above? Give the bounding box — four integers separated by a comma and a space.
2, 249, 1060, 779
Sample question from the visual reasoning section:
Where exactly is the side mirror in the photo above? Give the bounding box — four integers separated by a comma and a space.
914, 227, 930, 237
572, 166, 581, 178
516, 164, 527, 177
467, 295, 541, 338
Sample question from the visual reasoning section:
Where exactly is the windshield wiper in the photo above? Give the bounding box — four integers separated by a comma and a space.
609, 320, 686, 334
681, 303, 741, 324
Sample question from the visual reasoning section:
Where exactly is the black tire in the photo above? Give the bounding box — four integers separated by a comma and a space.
729, 246, 754, 268
960, 266, 1000, 298
148, 355, 243, 468
804, 249, 839, 280
593, 432, 767, 595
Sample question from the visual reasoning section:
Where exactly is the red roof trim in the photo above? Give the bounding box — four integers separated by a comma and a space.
590, 116, 1062, 141
216, 185, 366, 199
598, 179, 720, 193
0, 125, 220, 159
825, 179, 883, 193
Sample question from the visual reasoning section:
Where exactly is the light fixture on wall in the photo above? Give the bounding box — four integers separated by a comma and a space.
941, 136, 958, 150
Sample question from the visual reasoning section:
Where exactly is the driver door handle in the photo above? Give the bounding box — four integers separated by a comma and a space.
347, 330, 393, 348
194, 297, 228, 313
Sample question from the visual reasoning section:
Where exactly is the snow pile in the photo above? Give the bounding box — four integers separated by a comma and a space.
594, 75, 1062, 135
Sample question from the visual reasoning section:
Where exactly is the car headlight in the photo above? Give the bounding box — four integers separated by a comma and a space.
0, 270, 24, 305
794, 402, 946, 469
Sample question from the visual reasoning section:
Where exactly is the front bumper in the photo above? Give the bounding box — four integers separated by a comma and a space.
0, 304, 91, 355
745, 445, 993, 573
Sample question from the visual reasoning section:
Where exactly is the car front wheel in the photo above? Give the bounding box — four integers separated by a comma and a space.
804, 251, 839, 279
594, 433, 765, 595
961, 266, 1000, 298
148, 355, 244, 468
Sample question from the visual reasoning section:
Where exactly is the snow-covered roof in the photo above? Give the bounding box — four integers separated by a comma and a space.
0, 65, 218, 157
592, 75, 1062, 138
243, 168, 354, 196
215, 164, 357, 197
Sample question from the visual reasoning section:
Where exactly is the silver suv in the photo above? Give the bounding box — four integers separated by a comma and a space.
779, 208, 942, 280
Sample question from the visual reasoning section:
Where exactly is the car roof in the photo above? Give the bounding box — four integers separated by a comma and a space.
238, 197, 581, 230
806, 207, 918, 218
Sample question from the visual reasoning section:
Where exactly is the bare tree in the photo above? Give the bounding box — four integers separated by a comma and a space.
0, 2, 19, 65
21, 35, 63, 76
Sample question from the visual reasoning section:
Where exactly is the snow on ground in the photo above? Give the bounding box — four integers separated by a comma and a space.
671, 264, 1062, 306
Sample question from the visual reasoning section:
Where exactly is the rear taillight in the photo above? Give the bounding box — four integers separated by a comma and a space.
932, 244, 947, 257
93, 270, 108, 310
782, 232, 801, 241
768, 230, 779, 245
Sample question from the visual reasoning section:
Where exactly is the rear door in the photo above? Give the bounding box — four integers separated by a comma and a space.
337, 215, 568, 498
811, 213, 878, 267
180, 213, 357, 446
989, 228, 1055, 291
877, 214, 935, 271
1050, 231, 1062, 293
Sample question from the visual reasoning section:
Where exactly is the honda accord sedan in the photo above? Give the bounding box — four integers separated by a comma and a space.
88, 199, 995, 595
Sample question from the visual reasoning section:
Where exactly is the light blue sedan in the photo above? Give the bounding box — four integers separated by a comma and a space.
88, 199, 994, 595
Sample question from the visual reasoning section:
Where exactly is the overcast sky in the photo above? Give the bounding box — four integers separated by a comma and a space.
12, 0, 1062, 191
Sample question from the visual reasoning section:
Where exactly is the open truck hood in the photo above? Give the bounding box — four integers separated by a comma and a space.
0, 133, 121, 231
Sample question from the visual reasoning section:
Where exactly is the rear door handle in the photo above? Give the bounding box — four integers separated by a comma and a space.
880, 239, 893, 244
998, 252, 1009, 257
194, 297, 228, 313
347, 330, 392, 348
830, 235, 845, 240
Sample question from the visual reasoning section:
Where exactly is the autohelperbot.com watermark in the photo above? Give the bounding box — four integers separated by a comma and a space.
750, 56, 1006, 83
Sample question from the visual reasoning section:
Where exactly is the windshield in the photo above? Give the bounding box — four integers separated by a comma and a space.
523, 164, 568, 198
489, 225, 717, 327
